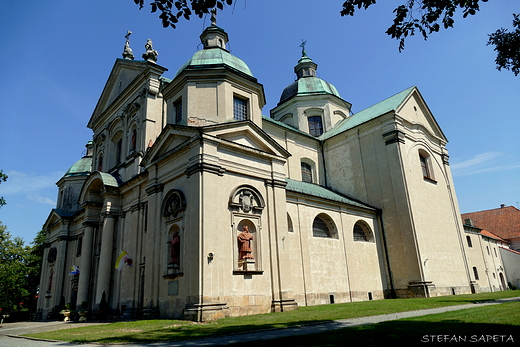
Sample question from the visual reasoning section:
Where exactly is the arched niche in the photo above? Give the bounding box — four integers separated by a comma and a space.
229, 185, 265, 274
228, 185, 265, 214
162, 189, 187, 221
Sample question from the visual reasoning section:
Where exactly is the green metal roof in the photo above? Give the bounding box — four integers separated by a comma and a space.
64, 157, 92, 177
320, 86, 416, 140
174, 48, 253, 78
285, 178, 376, 210
279, 76, 341, 104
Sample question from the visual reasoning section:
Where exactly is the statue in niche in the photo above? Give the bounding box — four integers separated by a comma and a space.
142, 39, 158, 63
167, 232, 180, 266
237, 225, 254, 259
239, 190, 253, 213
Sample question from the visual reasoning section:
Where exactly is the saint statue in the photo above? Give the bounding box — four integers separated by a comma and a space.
237, 225, 254, 259
142, 38, 158, 63
167, 232, 181, 266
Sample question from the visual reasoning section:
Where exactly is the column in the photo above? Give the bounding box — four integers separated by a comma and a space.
95, 213, 116, 305
76, 222, 96, 307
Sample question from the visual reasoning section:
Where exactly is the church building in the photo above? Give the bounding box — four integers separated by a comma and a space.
37, 20, 477, 321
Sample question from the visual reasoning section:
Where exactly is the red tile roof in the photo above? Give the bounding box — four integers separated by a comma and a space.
462, 206, 520, 240
480, 229, 509, 244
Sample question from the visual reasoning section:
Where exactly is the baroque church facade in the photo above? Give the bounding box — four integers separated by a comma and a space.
37, 22, 477, 321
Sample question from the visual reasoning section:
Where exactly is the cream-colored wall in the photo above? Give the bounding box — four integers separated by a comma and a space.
500, 247, 520, 289
286, 195, 383, 306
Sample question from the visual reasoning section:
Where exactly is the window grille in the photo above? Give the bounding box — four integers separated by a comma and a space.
308, 116, 323, 136
313, 217, 330, 237
233, 97, 248, 121
301, 162, 313, 183
353, 224, 368, 242
174, 99, 182, 124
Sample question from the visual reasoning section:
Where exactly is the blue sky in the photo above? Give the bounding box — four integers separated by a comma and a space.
1, 0, 519, 244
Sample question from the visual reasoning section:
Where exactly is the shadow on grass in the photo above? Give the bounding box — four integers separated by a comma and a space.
65, 319, 336, 344
227, 321, 519, 346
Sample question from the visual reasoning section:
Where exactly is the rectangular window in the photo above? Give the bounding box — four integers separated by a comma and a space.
174, 99, 182, 124
308, 116, 323, 136
301, 162, 313, 183
473, 266, 479, 280
466, 235, 473, 248
420, 154, 429, 178
233, 96, 248, 121
116, 139, 122, 165
76, 236, 82, 257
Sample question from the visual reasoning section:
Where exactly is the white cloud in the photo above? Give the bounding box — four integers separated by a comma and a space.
0, 171, 62, 195
27, 194, 56, 206
452, 152, 520, 177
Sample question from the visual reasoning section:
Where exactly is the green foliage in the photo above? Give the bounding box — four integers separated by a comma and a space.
134, 0, 233, 28
487, 14, 520, 76
0, 223, 46, 314
0, 222, 30, 312
0, 169, 7, 208
133, 1, 518, 75
340, 1, 519, 75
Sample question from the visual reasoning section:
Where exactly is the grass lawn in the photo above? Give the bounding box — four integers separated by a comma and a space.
25, 290, 520, 344
230, 301, 520, 346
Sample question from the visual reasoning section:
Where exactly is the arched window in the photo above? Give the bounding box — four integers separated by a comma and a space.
419, 149, 434, 180
287, 213, 294, 232
301, 162, 313, 183
353, 221, 373, 242
312, 214, 337, 238
97, 154, 103, 172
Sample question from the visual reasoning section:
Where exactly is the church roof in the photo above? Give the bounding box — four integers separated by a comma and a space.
174, 48, 253, 79
279, 76, 341, 104
285, 178, 377, 211
320, 86, 416, 140
462, 205, 520, 240
64, 157, 92, 177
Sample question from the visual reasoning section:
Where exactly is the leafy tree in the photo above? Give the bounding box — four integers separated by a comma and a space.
340, 0, 520, 76
0, 170, 7, 208
0, 223, 45, 316
487, 14, 520, 76
0, 222, 30, 313
133, 0, 519, 75
133, 0, 233, 28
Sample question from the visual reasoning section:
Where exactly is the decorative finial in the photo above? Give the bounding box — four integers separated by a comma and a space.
210, 8, 217, 26
300, 40, 307, 57
122, 30, 134, 60
142, 38, 158, 63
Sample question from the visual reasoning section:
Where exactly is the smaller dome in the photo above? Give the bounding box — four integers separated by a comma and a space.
65, 157, 92, 177
174, 48, 253, 78
279, 76, 341, 104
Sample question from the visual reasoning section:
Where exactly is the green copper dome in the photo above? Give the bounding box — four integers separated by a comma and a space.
65, 157, 92, 177
279, 77, 340, 104
174, 48, 253, 78
279, 53, 340, 104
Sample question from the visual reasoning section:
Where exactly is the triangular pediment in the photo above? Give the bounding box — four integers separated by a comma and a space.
43, 209, 75, 231
142, 125, 198, 166
203, 121, 291, 158
396, 88, 447, 141
88, 59, 167, 128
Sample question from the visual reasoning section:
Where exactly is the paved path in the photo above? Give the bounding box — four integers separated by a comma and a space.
1, 297, 519, 346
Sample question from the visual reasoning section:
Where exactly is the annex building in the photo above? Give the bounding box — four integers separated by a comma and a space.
38, 21, 481, 321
